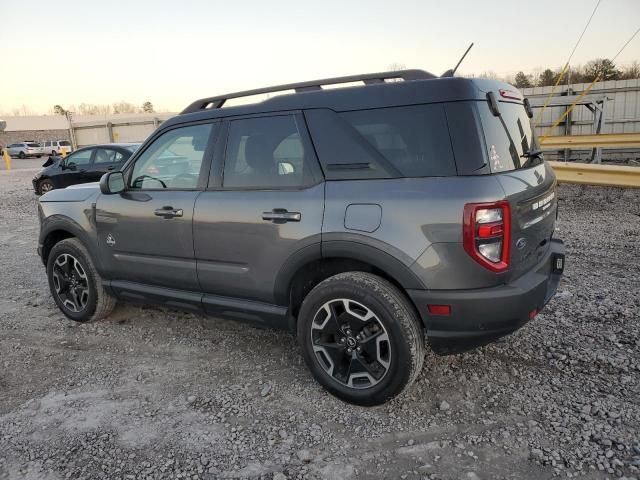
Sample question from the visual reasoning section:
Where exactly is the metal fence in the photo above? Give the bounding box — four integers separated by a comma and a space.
522, 79, 640, 162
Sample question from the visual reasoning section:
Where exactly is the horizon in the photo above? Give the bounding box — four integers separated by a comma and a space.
2, 0, 639, 115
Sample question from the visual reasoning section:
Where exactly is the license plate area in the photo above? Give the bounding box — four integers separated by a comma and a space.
551, 253, 565, 275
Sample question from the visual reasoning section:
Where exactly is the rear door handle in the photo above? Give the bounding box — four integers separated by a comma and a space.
262, 209, 301, 223
154, 206, 183, 218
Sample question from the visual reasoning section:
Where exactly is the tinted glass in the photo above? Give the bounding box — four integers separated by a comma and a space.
223, 115, 313, 189
477, 101, 539, 172
27, 143, 40, 148
130, 123, 212, 189
94, 148, 125, 164
66, 149, 92, 166
59, 141, 71, 146
339, 104, 456, 177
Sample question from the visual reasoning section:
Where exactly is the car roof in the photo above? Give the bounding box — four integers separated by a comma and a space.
162, 75, 516, 130
75, 143, 141, 150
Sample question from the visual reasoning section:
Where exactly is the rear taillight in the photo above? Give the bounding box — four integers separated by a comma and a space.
463, 200, 511, 273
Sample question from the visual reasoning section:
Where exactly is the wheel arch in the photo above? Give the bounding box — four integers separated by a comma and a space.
275, 240, 426, 328
40, 217, 102, 273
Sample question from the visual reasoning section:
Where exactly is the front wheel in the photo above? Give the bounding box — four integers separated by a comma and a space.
38, 179, 54, 195
297, 272, 425, 406
47, 238, 116, 322
18, 151, 25, 159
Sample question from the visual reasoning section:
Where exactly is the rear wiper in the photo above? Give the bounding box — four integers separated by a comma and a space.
520, 149, 544, 167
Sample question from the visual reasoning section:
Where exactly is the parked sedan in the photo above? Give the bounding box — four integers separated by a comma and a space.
32, 143, 140, 195
7, 142, 43, 158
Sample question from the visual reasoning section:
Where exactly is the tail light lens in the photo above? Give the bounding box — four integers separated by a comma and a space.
463, 200, 511, 273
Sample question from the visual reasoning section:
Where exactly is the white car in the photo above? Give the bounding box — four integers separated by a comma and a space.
42, 140, 72, 156
7, 142, 43, 158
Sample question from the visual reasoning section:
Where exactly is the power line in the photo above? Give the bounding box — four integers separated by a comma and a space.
533, 0, 602, 126
567, 0, 602, 65
611, 26, 640, 62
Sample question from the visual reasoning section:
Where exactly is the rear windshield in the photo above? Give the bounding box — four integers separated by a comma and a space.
338, 104, 456, 178
59, 141, 71, 146
27, 143, 40, 147
477, 101, 540, 172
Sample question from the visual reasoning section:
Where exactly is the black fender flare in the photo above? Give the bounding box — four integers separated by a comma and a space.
39, 215, 103, 272
273, 238, 426, 306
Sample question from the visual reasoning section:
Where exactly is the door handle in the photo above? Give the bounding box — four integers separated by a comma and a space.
154, 206, 184, 218
107, 166, 115, 171
262, 209, 301, 223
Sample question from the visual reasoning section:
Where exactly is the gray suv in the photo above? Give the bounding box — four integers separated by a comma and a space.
37, 70, 565, 405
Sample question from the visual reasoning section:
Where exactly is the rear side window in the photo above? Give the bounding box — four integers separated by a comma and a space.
59, 141, 71, 146
306, 105, 456, 180
477, 101, 538, 172
340, 105, 455, 178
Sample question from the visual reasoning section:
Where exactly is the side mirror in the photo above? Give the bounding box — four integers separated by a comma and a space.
100, 171, 125, 194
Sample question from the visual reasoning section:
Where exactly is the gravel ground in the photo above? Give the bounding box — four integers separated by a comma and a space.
0, 164, 638, 480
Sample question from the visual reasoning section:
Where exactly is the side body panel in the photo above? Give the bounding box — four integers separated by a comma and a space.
322, 176, 512, 290
95, 191, 201, 290
193, 184, 324, 304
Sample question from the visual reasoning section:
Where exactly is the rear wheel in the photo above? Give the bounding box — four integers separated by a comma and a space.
47, 238, 116, 322
297, 272, 425, 406
38, 179, 54, 195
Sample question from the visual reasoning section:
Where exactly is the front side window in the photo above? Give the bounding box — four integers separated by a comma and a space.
130, 123, 213, 189
65, 149, 93, 167
223, 115, 312, 189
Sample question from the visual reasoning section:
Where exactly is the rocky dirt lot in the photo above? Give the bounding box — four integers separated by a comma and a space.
0, 163, 638, 480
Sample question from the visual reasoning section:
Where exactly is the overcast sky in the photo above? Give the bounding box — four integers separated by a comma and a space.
1, 0, 639, 114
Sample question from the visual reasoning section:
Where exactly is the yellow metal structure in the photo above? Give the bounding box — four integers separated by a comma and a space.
540, 133, 640, 150
548, 161, 640, 188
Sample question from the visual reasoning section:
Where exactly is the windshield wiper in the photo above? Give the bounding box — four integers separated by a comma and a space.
520, 149, 544, 167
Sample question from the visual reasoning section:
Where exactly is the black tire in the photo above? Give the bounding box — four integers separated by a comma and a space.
51, 150, 56, 155
18, 151, 25, 159
297, 272, 425, 406
46, 238, 116, 322
37, 155, 42, 158
38, 179, 54, 195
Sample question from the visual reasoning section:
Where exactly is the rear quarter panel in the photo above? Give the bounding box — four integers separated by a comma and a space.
323, 175, 511, 290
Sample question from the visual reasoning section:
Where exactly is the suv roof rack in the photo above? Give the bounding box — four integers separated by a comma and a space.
181, 69, 436, 114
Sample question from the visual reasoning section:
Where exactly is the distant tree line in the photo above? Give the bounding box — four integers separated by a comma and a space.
475, 59, 640, 89
51, 101, 155, 116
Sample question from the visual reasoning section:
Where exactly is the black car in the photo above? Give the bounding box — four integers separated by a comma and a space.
32, 143, 140, 195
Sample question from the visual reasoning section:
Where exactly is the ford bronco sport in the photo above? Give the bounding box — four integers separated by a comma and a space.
37, 69, 565, 405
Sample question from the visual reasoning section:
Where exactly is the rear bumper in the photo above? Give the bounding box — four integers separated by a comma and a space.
407, 239, 565, 346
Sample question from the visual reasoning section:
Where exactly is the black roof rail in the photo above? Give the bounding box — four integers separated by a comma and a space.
181, 69, 436, 114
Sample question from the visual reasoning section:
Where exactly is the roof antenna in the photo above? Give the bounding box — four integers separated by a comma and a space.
442, 43, 474, 77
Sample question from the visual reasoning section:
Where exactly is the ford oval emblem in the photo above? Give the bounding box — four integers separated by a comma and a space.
516, 238, 527, 250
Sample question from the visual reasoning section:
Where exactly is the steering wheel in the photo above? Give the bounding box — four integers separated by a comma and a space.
132, 174, 167, 189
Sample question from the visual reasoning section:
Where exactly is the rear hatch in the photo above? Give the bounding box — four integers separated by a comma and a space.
476, 90, 558, 281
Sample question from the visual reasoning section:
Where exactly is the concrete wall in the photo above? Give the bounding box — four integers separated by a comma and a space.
0, 129, 70, 149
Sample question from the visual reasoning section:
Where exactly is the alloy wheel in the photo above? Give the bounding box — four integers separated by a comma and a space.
310, 298, 391, 389
51, 253, 90, 312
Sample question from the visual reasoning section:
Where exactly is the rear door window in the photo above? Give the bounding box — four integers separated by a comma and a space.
222, 115, 317, 189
